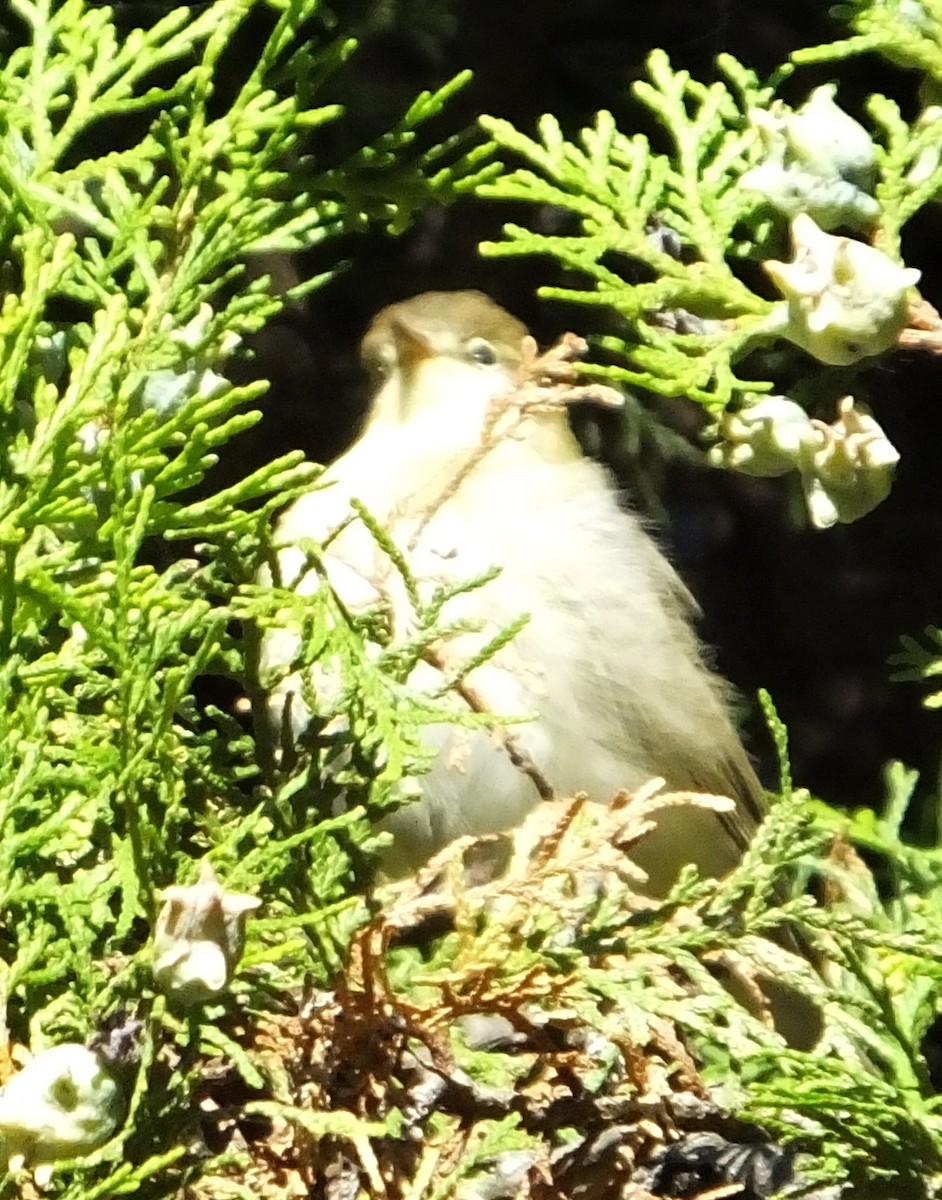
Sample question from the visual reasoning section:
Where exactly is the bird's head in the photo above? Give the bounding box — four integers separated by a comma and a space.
357, 290, 587, 471
359, 291, 527, 435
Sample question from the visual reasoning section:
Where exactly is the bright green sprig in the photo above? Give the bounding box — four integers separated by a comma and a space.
309, 70, 501, 236
891, 626, 942, 708
0, 0, 489, 1191
867, 93, 942, 255
794, 0, 942, 79
478, 51, 780, 409
476, 43, 937, 440
392, 718, 942, 1192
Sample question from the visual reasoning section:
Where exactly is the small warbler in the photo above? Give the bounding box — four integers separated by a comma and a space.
261, 291, 764, 891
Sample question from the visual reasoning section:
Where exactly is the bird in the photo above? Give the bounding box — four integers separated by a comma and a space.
259, 290, 765, 894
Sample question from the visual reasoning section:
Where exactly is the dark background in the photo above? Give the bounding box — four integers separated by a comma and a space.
127, 1, 942, 827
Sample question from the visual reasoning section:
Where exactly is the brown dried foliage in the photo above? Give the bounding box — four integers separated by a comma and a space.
194, 788, 780, 1200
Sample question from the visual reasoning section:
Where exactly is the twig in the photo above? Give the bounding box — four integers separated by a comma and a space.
421, 644, 555, 802
405, 332, 623, 551
898, 297, 942, 354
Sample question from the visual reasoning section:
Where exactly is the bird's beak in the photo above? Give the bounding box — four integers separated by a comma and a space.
390, 317, 435, 373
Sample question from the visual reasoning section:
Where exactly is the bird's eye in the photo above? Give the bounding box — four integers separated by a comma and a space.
466, 339, 498, 367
